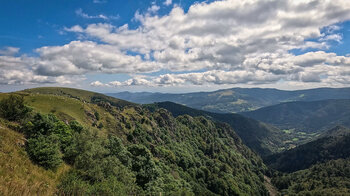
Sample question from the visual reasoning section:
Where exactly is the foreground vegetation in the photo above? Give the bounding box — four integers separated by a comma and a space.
0, 88, 269, 195
0, 119, 69, 195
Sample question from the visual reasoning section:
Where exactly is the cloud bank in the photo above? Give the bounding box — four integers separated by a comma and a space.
2, 0, 350, 89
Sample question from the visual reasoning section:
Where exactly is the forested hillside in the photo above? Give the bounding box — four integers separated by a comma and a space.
0, 88, 268, 195
147, 102, 305, 157
272, 158, 350, 195
265, 126, 350, 173
265, 126, 350, 195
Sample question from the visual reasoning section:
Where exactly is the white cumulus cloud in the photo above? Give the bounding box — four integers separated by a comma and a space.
3, 0, 350, 89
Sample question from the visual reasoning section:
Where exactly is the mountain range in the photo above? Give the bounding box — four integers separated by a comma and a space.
108, 87, 350, 113
241, 99, 350, 132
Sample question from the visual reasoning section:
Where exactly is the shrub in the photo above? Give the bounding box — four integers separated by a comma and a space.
107, 135, 132, 167
24, 113, 58, 138
98, 122, 104, 129
94, 111, 100, 121
26, 134, 62, 170
0, 94, 30, 121
128, 144, 160, 188
69, 120, 84, 133
24, 113, 73, 150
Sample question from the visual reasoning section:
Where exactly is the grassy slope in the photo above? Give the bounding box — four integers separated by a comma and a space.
0, 119, 69, 196
22, 87, 132, 104
0, 89, 130, 195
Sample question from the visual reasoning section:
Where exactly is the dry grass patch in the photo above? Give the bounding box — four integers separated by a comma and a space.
0, 124, 69, 196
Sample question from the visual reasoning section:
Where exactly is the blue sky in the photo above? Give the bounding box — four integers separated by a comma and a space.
1, 0, 350, 93
1, 0, 181, 53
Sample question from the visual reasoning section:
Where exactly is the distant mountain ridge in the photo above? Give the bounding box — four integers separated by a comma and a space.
107, 87, 350, 113
241, 99, 350, 132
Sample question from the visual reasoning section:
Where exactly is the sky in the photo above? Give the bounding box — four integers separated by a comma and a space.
1, 0, 350, 93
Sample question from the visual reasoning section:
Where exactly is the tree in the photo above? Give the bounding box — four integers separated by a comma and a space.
0, 94, 30, 121
26, 134, 62, 170
24, 113, 58, 138
107, 135, 131, 167
69, 120, 84, 133
94, 111, 100, 121
52, 121, 73, 151
128, 144, 160, 188
60, 129, 139, 195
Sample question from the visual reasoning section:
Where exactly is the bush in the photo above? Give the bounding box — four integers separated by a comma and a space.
59, 129, 140, 195
98, 122, 104, 129
26, 134, 62, 170
0, 94, 30, 121
94, 111, 100, 121
107, 135, 131, 167
128, 144, 160, 188
23, 113, 73, 150
58, 170, 137, 196
69, 120, 84, 133
57, 170, 91, 195
24, 113, 58, 138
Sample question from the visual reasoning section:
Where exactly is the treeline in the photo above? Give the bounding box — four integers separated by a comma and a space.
0, 94, 268, 195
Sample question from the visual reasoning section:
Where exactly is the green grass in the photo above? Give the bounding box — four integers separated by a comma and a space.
0, 120, 69, 196
25, 94, 89, 123
0, 90, 125, 140
21, 87, 134, 107
282, 129, 292, 134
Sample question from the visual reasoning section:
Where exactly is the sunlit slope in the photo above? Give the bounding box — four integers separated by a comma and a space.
0, 119, 69, 196
17, 87, 138, 134
22, 87, 135, 108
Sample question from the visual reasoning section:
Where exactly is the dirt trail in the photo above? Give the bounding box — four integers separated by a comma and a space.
264, 175, 279, 196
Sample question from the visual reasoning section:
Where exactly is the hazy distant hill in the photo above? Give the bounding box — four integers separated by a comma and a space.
265, 126, 350, 173
108, 87, 350, 113
146, 101, 288, 157
241, 99, 350, 132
